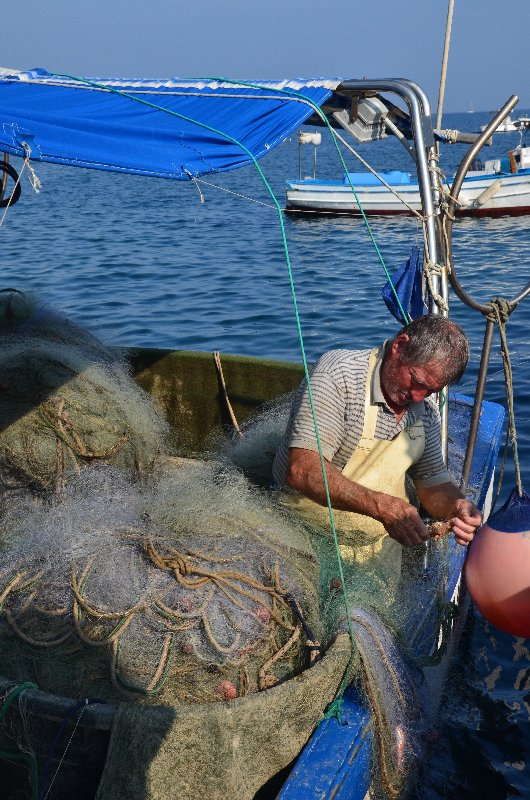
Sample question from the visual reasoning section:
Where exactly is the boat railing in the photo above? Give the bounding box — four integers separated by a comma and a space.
444, 95, 530, 491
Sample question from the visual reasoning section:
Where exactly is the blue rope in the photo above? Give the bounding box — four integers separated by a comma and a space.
38, 697, 103, 800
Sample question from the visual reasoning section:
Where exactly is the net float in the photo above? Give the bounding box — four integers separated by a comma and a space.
464, 488, 530, 638
216, 680, 238, 701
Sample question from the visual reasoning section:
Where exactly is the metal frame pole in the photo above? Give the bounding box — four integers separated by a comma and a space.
436, 0, 455, 131
339, 79, 448, 453
460, 318, 495, 488
338, 79, 442, 292
443, 95, 530, 491
0, 153, 8, 202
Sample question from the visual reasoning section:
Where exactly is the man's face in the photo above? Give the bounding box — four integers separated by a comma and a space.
381, 335, 447, 408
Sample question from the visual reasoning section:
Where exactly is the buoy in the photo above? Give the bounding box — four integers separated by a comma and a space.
216, 680, 238, 701
464, 488, 530, 638
472, 178, 502, 208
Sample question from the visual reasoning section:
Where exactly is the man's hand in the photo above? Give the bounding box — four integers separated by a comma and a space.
376, 496, 430, 548
449, 498, 482, 546
416, 483, 482, 548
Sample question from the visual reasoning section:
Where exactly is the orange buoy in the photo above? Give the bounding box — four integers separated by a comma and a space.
464, 488, 530, 638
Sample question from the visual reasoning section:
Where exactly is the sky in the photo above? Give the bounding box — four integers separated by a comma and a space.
1, 0, 529, 113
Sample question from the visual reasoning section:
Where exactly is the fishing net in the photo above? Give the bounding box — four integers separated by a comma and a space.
218, 399, 405, 621
0, 289, 109, 355
0, 296, 429, 799
347, 607, 422, 798
0, 293, 167, 493
215, 393, 293, 487
0, 463, 322, 705
218, 401, 429, 790
95, 633, 353, 800
0, 455, 354, 800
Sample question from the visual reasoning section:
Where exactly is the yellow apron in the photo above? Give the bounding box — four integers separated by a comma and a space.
282, 347, 425, 584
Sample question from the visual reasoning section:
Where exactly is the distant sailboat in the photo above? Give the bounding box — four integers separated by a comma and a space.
468, 102, 475, 113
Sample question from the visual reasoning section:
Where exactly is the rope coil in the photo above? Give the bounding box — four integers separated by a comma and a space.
423, 259, 449, 312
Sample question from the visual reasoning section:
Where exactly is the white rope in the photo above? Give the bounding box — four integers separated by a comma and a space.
42, 702, 88, 800
0, 172, 21, 228
183, 168, 205, 204
0, 143, 42, 228
427, 154, 465, 216
423, 250, 449, 314
423, 259, 449, 312
440, 129, 459, 144
332, 129, 425, 219
21, 142, 42, 193
183, 169, 276, 209
420, 215, 450, 313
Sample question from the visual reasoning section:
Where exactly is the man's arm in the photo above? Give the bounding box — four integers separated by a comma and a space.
410, 400, 482, 547
286, 447, 431, 548
416, 482, 482, 546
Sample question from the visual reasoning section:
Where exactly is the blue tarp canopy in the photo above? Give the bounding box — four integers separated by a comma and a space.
0, 69, 340, 180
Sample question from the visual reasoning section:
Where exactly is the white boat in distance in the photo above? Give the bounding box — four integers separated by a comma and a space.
478, 113, 530, 134
286, 136, 530, 218
480, 114, 518, 133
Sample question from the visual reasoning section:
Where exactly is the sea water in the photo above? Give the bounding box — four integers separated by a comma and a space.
0, 109, 529, 797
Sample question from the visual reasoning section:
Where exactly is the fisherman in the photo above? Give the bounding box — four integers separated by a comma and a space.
273, 315, 482, 576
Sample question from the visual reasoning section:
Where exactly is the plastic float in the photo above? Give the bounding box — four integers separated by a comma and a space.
465, 488, 530, 638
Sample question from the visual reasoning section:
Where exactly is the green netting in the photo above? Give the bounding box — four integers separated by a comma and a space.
95, 635, 353, 800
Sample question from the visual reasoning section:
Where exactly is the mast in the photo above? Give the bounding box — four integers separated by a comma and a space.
436, 0, 455, 131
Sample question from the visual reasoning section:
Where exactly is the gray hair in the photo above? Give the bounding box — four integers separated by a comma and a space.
395, 315, 470, 383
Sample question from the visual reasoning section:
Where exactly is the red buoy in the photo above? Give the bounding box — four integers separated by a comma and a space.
464, 488, 530, 638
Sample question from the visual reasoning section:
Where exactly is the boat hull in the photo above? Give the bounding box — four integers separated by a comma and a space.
285, 172, 530, 217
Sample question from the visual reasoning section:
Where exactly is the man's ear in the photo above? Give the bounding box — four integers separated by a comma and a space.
391, 333, 410, 357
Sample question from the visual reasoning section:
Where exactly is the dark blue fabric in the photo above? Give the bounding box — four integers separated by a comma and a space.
381, 244, 427, 325
487, 487, 530, 533
0, 70, 337, 180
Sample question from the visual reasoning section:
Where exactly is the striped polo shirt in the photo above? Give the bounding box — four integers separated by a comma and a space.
272, 346, 450, 490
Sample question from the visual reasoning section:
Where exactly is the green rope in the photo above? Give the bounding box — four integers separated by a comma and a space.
203, 75, 411, 325
0, 681, 37, 722
45, 72, 419, 717
487, 297, 522, 496
490, 424, 510, 513
0, 681, 39, 799
323, 694, 347, 724
50, 71, 359, 711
